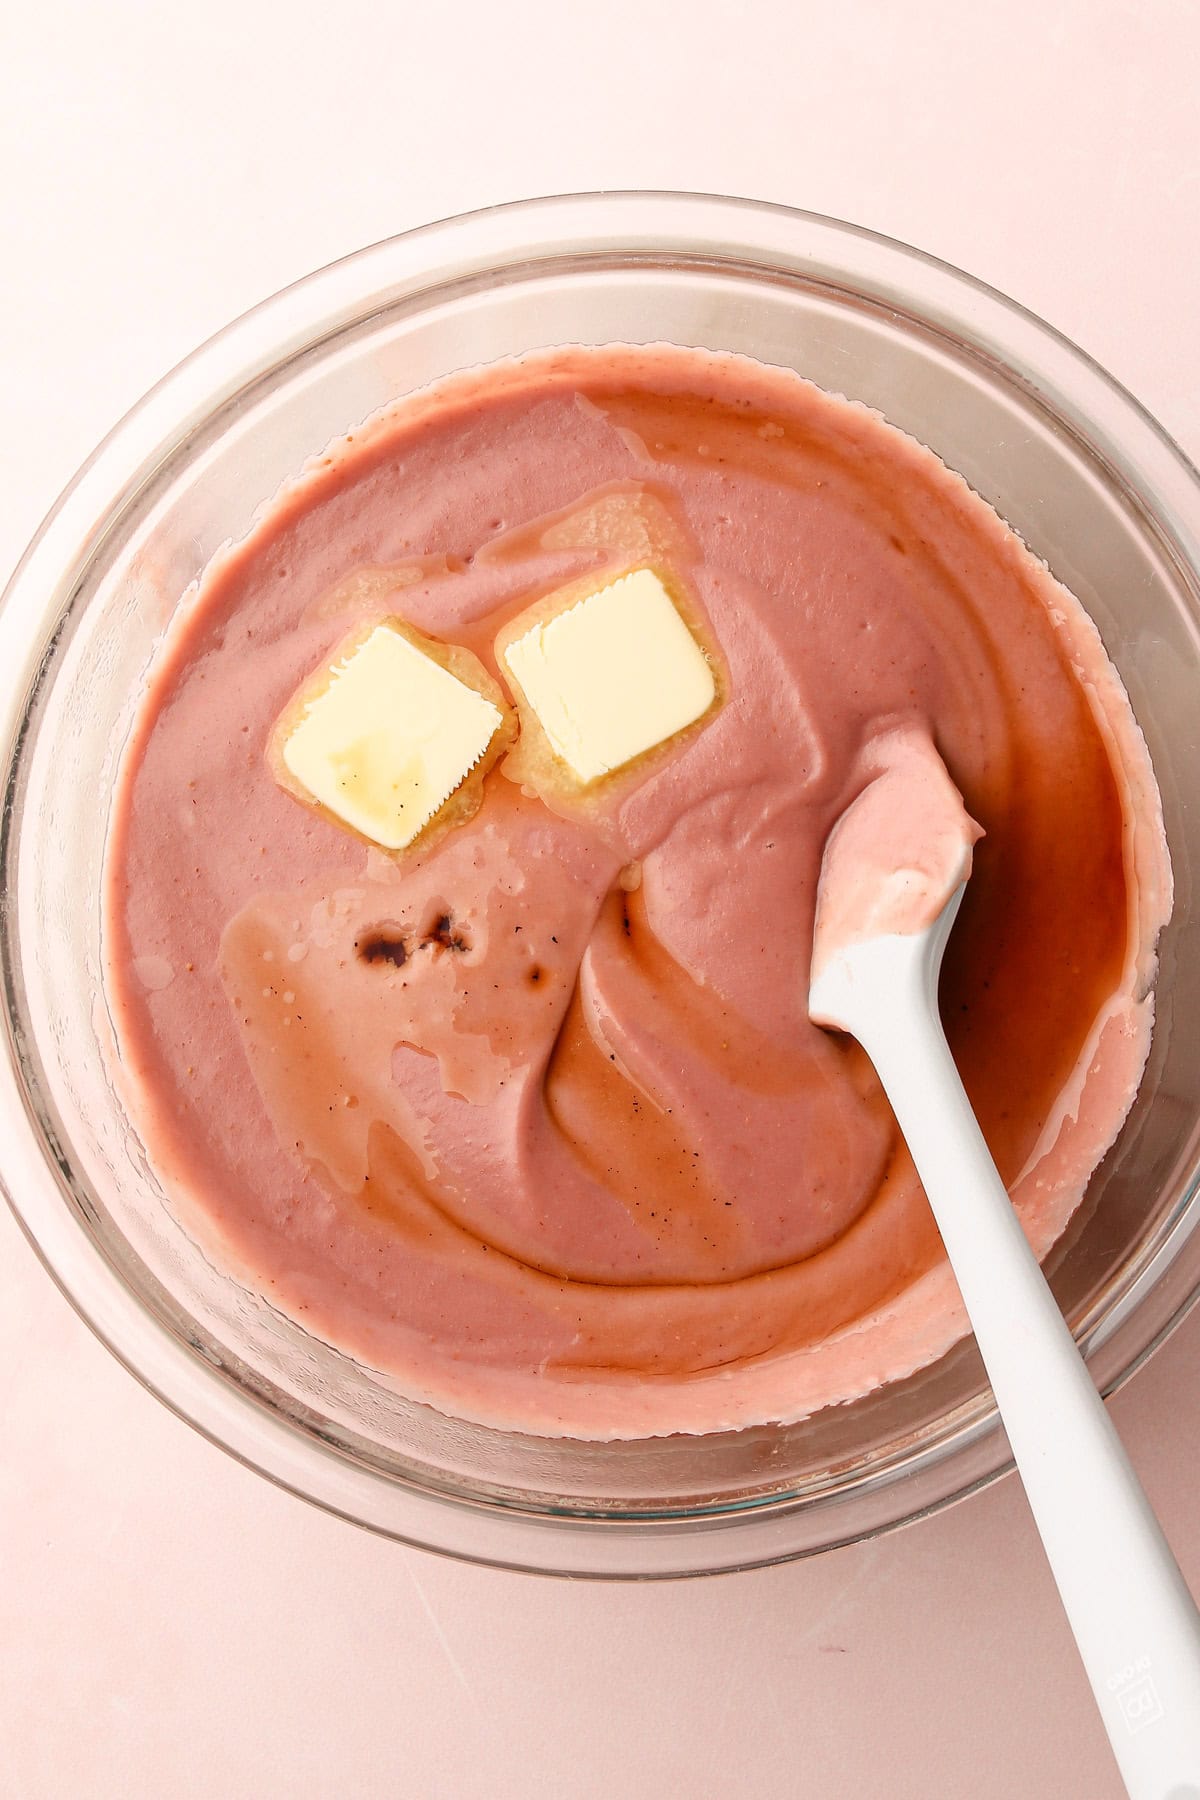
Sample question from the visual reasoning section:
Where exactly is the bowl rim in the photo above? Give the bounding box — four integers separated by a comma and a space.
3, 188, 1200, 1578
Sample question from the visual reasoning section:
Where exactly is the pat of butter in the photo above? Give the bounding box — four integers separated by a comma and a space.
501, 568, 716, 783
280, 623, 504, 850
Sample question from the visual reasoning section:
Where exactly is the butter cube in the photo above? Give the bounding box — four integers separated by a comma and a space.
276, 622, 505, 850
500, 568, 716, 783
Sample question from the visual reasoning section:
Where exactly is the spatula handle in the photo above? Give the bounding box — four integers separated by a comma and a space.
813, 925, 1200, 1799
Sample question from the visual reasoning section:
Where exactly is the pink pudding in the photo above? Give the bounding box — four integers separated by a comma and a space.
101, 344, 1171, 1439
809, 721, 985, 980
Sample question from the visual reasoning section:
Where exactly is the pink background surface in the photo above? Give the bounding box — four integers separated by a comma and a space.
3, 3, 1199, 1794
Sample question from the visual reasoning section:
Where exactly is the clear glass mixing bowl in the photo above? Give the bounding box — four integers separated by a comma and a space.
3, 192, 1200, 1577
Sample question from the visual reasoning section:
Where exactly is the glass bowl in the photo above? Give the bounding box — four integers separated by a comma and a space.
3, 192, 1200, 1579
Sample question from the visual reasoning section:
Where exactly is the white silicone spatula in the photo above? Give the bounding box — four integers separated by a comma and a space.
808, 727, 1200, 1800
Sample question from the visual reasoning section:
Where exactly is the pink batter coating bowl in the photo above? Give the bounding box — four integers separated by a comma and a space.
3, 193, 1200, 1576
